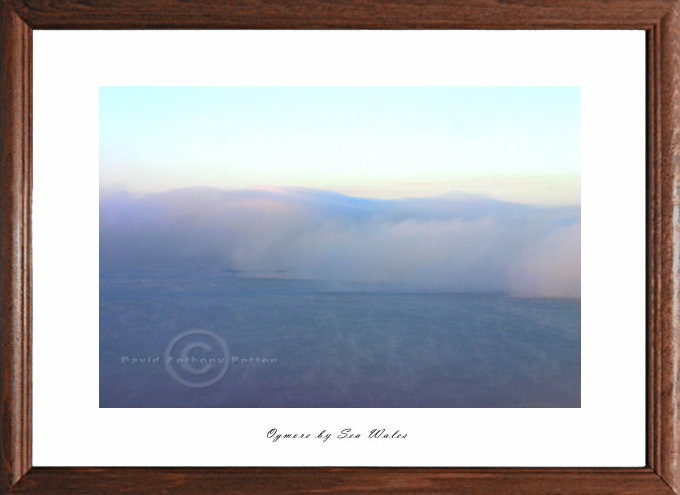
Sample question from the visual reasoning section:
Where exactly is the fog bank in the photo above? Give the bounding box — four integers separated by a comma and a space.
100, 187, 580, 298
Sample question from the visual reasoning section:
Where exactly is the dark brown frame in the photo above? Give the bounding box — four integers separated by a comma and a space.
0, 1, 676, 493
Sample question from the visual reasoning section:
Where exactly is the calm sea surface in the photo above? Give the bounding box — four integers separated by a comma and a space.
100, 265, 580, 408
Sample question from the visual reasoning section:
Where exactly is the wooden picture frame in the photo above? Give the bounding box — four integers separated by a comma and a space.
0, 1, 676, 493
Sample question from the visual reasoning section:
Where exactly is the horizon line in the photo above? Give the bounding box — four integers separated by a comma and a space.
99, 184, 581, 208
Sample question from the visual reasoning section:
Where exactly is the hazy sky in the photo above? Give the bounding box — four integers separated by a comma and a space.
100, 86, 580, 205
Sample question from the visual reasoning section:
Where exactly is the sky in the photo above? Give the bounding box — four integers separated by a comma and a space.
99, 86, 580, 205
100, 87, 581, 296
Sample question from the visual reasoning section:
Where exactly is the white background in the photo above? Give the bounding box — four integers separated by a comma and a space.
32, 31, 645, 467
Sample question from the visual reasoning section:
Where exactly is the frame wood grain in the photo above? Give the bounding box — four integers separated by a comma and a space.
0, 1, 676, 493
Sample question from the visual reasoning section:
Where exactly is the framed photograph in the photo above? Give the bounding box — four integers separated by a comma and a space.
98, 85, 582, 409
0, 1, 676, 493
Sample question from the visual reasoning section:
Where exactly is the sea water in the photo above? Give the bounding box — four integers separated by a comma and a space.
99, 265, 580, 408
